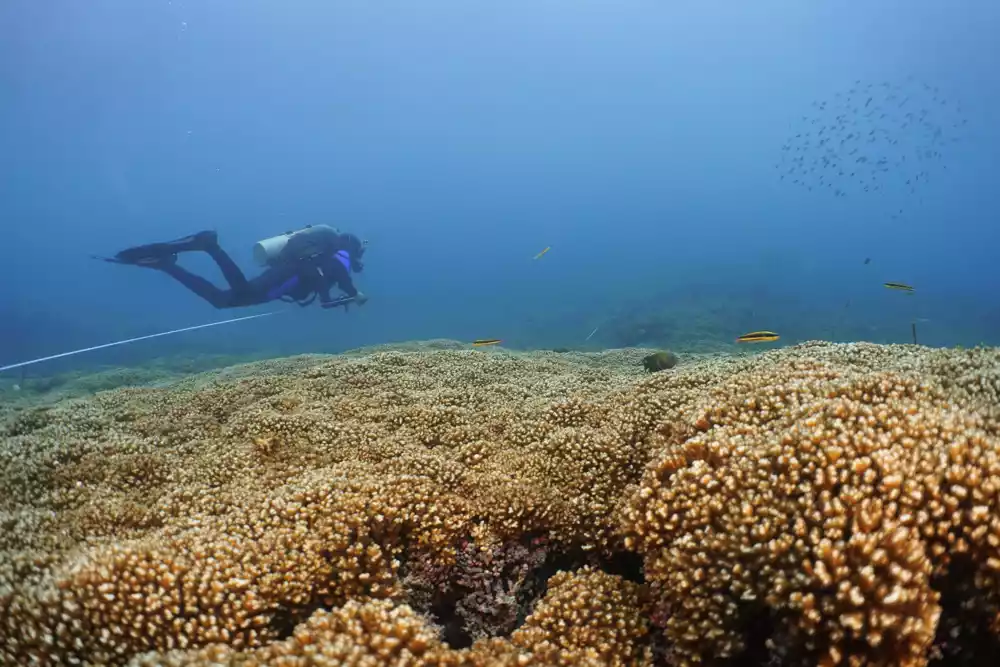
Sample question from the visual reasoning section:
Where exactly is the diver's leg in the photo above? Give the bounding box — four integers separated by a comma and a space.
157, 264, 237, 309
157, 240, 270, 307
203, 243, 251, 291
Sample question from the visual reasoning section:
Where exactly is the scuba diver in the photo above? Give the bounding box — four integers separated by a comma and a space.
96, 225, 368, 310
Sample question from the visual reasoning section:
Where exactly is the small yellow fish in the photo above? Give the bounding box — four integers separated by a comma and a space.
737, 331, 780, 343
472, 339, 502, 347
884, 282, 914, 293
533, 246, 551, 260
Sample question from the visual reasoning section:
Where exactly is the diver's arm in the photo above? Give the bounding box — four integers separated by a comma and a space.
316, 255, 357, 301
316, 279, 336, 304
336, 274, 359, 298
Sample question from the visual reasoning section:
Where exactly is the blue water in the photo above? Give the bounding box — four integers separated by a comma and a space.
2, 1, 998, 379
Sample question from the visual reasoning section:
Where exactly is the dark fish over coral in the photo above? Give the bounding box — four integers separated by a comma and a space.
642, 351, 679, 372
472, 339, 502, 347
737, 331, 780, 343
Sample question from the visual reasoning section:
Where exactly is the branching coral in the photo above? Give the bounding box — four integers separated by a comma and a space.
127, 568, 649, 667
624, 356, 1000, 666
1, 474, 471, 663
1, 341, 999, 666
506, 566, 650, 665
126, 599, 457, 667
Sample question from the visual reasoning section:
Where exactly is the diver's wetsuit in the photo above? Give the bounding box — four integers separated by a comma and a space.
102, 229, 361, 309
160, 243, 358, 309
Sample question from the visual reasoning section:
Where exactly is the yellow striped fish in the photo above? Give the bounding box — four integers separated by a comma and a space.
472, 339, 502, 347
884, 282, 914, 293
533, 246, 551, 260
737, 331, 780, 343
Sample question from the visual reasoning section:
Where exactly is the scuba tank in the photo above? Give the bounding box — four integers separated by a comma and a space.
252, 224, 341, 267
252, 231, 295, 266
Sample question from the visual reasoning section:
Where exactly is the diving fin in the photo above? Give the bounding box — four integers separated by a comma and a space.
99, 231, 217, 266
92, 252, 177, 268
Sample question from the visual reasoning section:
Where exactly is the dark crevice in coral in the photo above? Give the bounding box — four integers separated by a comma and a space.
267, 596, 341, 644
727, 603, 778, 667
430, 595, 472, 648
400, 533, 559, 648
645, 598, 785, 667
598, 548, 645, 584
531, 543, 645, 587
527, 545, 578, 590
401, 536, 648, 651
269, 605, 309, 641
929, 556, 1000, 666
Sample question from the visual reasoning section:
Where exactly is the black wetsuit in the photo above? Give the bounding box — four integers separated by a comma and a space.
161, 244, 358, 309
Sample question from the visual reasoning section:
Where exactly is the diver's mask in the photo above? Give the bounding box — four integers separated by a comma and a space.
356, 240, 368, 271
347, 237, 368, 272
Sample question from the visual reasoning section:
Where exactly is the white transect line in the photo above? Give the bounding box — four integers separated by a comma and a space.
0, 312, 278, 373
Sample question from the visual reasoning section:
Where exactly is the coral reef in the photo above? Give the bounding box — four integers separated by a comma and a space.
1, 341, 999, 666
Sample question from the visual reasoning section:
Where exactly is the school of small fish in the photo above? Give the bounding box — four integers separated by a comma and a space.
776, 77, 967, 218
